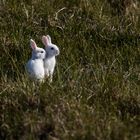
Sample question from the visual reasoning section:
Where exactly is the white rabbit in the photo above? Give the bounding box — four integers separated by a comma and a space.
42, 35, 60, 82
26, 39, 46, 82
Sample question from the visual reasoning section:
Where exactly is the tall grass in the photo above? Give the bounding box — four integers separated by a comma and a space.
0, 0, 140, 139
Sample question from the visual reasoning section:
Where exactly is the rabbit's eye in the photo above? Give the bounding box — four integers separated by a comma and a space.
51, 47, 54, 50
40, 51, 44, 53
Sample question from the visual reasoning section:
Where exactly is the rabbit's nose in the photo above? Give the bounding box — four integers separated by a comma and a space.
56, 50, 60, 56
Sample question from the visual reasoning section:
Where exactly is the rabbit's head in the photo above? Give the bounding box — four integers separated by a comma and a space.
42, 35, 60, 58
30, 39, 46, 60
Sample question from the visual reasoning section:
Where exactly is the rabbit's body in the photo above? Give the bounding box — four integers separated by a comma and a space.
44, 56, 56, 79
26, 59, 45, 81
42, 35, 59, 82
26, 39, 46, 82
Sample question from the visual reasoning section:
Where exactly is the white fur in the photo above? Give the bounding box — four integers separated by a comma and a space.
42, 35, 59, 82
26, 39, 46, 82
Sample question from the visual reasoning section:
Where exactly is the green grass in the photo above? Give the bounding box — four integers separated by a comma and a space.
0, 0, 140, 139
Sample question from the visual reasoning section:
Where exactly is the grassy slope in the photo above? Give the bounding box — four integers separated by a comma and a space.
0, 0, 140, 140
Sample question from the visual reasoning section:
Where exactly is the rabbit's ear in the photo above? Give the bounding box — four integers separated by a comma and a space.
42, 36, 49, 46
30, 39, 37, 50
46, 35, 52, 44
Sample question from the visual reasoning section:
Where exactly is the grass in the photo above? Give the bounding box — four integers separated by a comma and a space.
0, 0, 140, 139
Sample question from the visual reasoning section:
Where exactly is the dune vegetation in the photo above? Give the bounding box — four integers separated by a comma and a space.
0, 0, 140, 139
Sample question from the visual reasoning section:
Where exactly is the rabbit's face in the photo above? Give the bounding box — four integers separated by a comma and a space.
33, 48, 46, 60
30, 39, 46, 60
42, 35, 60, 58
45, 44, 60, 57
